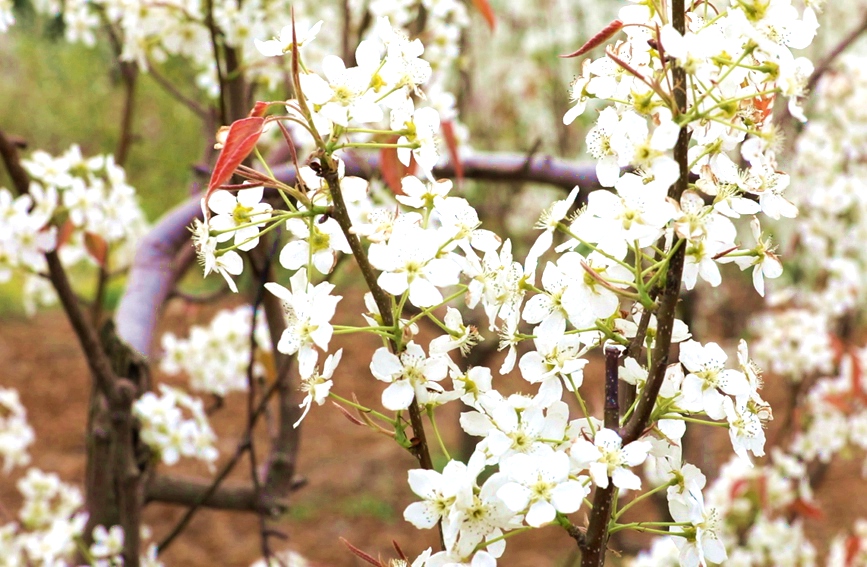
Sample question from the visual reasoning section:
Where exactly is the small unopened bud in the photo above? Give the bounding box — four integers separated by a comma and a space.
214, 126, 230, 150
750, 399, 774, 426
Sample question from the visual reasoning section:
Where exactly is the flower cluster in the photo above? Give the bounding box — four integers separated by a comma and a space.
0, 144, 147, 314
828, 519, 867, 567
749, 307, 834, 381
0, 468, 88, 565
160, 305, 272, 396
8, 0, 469, 155
132, 384, 218, 467
0, 385, 164, 565
0, 387, 34, 473
21, 145, 148, 261
89, 524, 125, 567
181, 0, 824, 562
788, 352, 867, 466
635, 451, 818, 567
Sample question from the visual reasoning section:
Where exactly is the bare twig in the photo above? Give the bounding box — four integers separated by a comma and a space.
247, 242, 275, 564
204, 0, 227, 126
156, 378, 283, 554
808, 13, 867, 98
145, 62, 210, 120
115, 62, 138, 166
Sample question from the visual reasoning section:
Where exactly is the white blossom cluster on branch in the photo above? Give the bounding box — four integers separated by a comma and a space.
133, 384, 218, 467
0, 145, 147, 315
180, 0, 822, 563
0, 390, 162, 566
160, 305, 272, 396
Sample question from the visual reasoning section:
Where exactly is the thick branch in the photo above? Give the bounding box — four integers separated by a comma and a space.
147, 475, 263, 512
604, 345, 621, 430
114, 198, 205, 357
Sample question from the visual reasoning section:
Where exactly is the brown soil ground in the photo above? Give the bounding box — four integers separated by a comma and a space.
0, 283, 864, 566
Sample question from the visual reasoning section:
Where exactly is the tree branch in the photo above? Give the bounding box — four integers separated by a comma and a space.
145, 62, 210, 121
147, 475, 263, 512
580, 2, 689, 565
115, 62, 138, 167
0, 129, 124, 405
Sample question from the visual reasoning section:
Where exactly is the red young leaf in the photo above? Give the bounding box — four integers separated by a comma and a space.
392, 541, 407, 561
560, 19, 623, 58
845, 534, 860, 565
331, 401, 366, 427
379, 136, 414, 194
728, 478, 750, 500
56, 219, 76, 250
248, 101, 269, 118
851, 349, 865, 398
471, 0, 496, 30
83, 232, 108, 267
441, 120, 463, 182
205, 116, 265, 214
790, 497, 824, 520
339, 538, 384, 566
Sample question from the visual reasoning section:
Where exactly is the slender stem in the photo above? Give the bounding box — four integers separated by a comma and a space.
612, 480, 673, 522
664, 415, 728, 427
608, 523, 684, 535
332, 142, 417, 150
329, 392, 396, 425
427, 408, 451, 460
574, 390, 596, 437
472, 526, 533, 552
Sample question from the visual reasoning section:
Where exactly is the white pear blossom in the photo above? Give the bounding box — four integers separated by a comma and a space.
370, 342, 449, 411
368, 222, 460, 308
207, 187, 272, 251
264, 270, 341, 371
496, 449, 588, 527
294, 349, 343, 427
299, 54, 384, 127
571, 428, 651, 490
253, 20, 323, 56
679, 340, 751, 420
